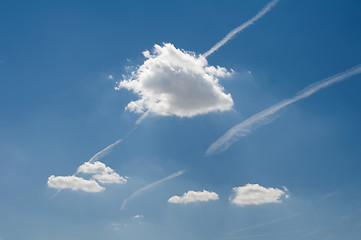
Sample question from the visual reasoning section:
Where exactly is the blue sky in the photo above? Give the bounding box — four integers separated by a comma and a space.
1, 0, 361, 239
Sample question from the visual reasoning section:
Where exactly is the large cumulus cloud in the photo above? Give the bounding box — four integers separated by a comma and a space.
116, 43, 234, 119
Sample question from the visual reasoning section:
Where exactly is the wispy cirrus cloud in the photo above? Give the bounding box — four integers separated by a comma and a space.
168, 190, 219, 204
206, 64, 361, 155
230, 184, 288, 206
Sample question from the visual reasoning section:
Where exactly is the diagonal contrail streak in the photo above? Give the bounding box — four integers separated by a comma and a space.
203, 0, 279, 58
206, 64, 361, 156
222, 214, 299, 238
86, 127, 137, 164
120, 170, 185, 210
88, 139, 122, 164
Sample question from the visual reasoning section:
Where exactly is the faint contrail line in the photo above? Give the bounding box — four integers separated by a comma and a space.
120, 170, 185, 210
206, 64, 361, 156
222, 214, 299, 238
220, 229, 311, 240
79, 127, 136, 169
88, 139, 123, 164
203, 0, 279, 58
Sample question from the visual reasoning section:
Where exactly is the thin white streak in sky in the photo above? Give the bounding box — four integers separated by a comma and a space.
120, 170, 185, 210
203, 0, 279, 58
222, 214, 299, 238
80, 127, 136, 169
206, 64, 361, 156
220, 229, 311, 240
135, 111, 150, 125
88, 139, 123, 164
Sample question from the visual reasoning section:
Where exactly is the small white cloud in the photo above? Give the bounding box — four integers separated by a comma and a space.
93, 172, 127, 184
108, 75, 114, 80
133, 214, 144, 219
47, 175, 105, 193
116, 43, 234, 118
230, 184, 288, 206
77, 161, 113, 174
168, 190, 219, 204
77, 161, 127, 184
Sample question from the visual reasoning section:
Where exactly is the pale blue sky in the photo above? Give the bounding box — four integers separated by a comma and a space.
1, 0, 361, 239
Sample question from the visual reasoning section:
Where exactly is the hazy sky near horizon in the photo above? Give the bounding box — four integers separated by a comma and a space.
1, 0, 361, 239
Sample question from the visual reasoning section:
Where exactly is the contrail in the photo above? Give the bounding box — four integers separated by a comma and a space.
223, 214, 299, 237
203, 0, 279, 58
83, 127, 136, 166
88, 139, 123, 164
135, 111, 150, 125
219, 229, 311, 240
120, 170, 185, 210
206, 64, 361, 156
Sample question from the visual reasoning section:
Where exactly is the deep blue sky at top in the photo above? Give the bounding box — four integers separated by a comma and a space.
1, 0, 361, 240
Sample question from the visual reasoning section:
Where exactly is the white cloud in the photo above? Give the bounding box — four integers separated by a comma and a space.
168, 190, 219, 204
47, 175, 105, 193
77, 161, 127, 184
230, 184, 287, 206
77, 161, 113, 174
116, 43, 233, 119
93, 172, 127, 184
108, 75, 114, 80
48, 139, 127, 197
133, 214, 144, 219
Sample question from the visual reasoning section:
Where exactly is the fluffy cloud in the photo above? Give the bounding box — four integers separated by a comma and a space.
77, 161, 113, 174
77, 161, 127, 184
93, 172, 126, 184
230, 184, 288, 206
168, 190, 219, 204
116, 43, 234, 118
48, 161, 127, 193
47, 175, 105, 193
